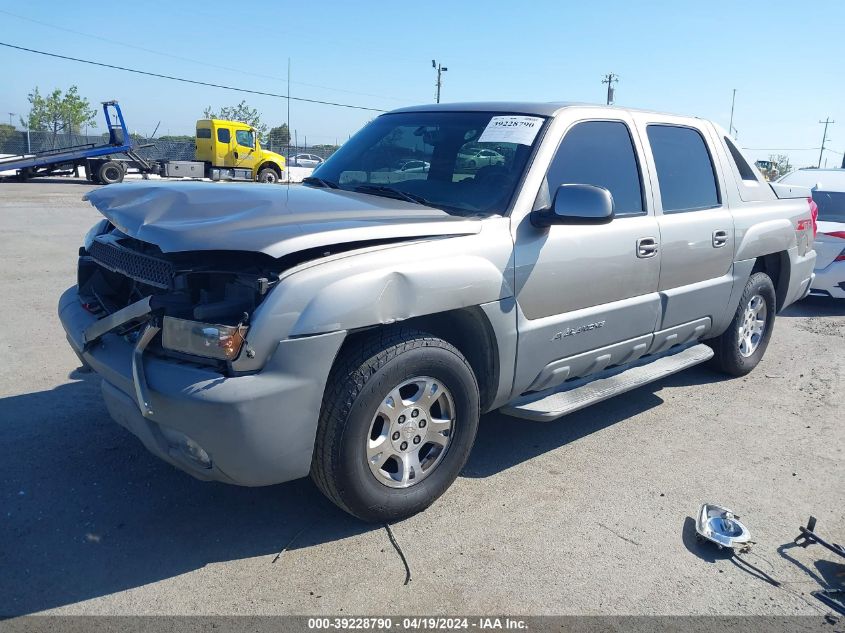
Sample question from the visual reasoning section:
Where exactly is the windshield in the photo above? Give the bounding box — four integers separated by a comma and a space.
310, 111, 547, 216
813, 190, 845, 223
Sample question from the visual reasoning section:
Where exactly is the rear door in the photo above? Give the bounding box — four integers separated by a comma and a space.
512, 111, 661, 394
634, 116, 735, 348
215, 125, 234, 167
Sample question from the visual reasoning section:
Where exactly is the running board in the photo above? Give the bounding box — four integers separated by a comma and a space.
501, 343, 714, 421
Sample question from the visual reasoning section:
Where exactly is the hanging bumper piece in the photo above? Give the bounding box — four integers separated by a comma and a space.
82, 295, 159, 418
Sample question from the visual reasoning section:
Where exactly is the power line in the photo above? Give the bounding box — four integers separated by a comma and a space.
0, 9, 411, 103
0, 41, 387, 112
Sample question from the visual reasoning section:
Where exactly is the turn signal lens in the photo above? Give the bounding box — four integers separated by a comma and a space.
162, 316, 247, 361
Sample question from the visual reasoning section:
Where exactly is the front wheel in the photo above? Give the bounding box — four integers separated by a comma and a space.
707, 271, 776, 376
311, 328, 480, 522
257, 167, 279, 183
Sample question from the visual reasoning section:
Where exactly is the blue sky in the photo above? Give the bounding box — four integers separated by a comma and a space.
1, 0, 843, 166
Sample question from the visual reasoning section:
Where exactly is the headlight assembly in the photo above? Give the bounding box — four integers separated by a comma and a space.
161, 316, 248, 361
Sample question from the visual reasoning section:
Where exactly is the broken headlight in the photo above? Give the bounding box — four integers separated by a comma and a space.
161, 316, 248, 361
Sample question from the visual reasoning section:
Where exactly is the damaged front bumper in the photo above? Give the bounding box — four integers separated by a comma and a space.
59, 286, 345, 486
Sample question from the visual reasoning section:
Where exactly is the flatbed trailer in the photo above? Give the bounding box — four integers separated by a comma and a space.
0, 101, 153, 184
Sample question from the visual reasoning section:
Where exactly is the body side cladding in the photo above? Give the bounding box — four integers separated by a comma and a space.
734, 218, 795, 261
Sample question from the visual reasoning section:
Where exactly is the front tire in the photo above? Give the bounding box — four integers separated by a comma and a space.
311, 328, 480, 522
257, 167, 279, 183
708, 272, 776, 376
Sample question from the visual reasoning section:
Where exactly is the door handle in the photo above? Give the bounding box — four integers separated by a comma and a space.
636, 237, 658, 258
233, 151, 239, 160
712, 229, 729, 248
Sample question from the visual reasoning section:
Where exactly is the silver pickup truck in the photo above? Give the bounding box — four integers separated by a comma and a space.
59, 102, 817, 521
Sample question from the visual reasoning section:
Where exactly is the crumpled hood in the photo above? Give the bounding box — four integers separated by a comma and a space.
84, 181, 481, 258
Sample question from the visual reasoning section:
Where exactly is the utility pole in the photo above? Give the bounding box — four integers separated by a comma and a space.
601, 73, 618, 105
432, 60, 448, 103
818, 118, 834, 168
287, 58, 291, 159
728, 89, 737, 138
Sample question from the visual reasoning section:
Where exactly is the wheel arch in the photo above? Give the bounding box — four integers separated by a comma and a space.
752, 250, 790, 311
338, 306, 501, 413
257, 161, 282, 177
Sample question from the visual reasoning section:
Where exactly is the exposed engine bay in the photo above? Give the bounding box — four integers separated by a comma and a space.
79, 227, 281, 326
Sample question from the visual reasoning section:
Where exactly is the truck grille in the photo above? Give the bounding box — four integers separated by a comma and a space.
89, 239, 174, 289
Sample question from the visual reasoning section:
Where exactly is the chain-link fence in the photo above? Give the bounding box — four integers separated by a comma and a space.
261, 139, 339, 162
0, 130, 338, 165
0, 130, 195, 163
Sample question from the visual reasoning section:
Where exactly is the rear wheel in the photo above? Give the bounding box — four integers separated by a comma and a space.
708, 272, 776, 376
257, 167, 279, 183
97, 161, 124, 185
311, 328, 480, 522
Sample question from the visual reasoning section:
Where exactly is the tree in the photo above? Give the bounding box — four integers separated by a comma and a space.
23, 86, 97, 145
203, 101, 267, 138
767, 153, 793, 180
266, 123, 290, 148
0, 123, 17, 152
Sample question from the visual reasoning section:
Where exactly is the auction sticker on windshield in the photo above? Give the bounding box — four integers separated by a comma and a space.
477, 115, 544, 145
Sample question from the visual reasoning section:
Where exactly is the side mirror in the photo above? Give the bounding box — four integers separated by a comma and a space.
531, 184, 615, 227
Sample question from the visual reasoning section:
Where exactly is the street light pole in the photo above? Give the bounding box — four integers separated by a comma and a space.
432, 60, 448, 103
8, 112, 15, 127
729, 89, 737, 138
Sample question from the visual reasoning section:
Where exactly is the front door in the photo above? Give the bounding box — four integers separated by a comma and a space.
233, 128, 258, 172
512, 113, 661, 394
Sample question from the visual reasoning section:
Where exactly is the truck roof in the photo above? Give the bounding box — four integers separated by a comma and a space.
389, 101, 702, 119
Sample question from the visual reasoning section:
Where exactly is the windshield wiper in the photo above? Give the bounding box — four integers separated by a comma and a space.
354, 184, 433, 207
302, 176, 339, 189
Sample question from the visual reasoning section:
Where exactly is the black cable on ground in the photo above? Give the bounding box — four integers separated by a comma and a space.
384, 523, 411, 586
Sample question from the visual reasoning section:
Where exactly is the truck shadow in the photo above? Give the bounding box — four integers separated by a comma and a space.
0, 373, 364, 616
780, 295, 845, 317
0, 363, 726, 615
465, 364, 727, 478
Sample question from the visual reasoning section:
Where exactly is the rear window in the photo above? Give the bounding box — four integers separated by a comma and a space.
196, 128, 211, 139
647, 124, 720, 213
813, 191, 845, 223
724, 137, 759, 182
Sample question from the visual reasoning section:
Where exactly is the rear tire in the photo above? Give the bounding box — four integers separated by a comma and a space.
257, 167, 279, 183
97, 161, 124, 185
707, 272, 776, 376
311, 328, 480, 522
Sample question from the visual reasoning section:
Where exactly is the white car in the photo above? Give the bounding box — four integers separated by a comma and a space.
291, 154, 324, 168
778, 168, 845, 299
458, 148, 505, 169
396, 159, 430, 173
